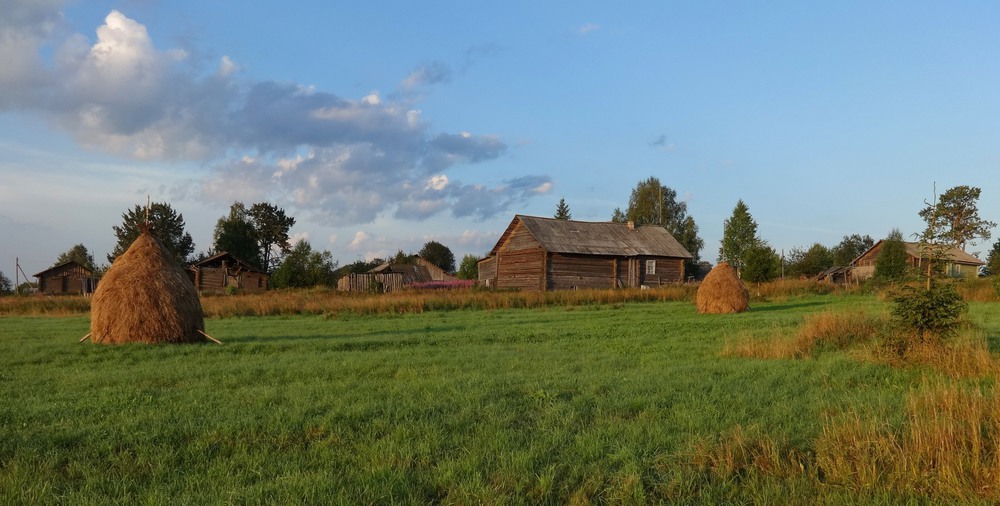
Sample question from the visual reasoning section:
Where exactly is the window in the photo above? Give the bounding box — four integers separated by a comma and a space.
646, 259, 656, 275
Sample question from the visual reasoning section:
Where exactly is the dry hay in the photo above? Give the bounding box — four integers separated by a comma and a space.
697, 262, 750, 314
90, 229, 205, 344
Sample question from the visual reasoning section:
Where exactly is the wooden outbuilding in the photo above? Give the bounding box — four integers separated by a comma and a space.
187, 252, 268, 293
850, 240, 985, 281
479, 215, 693, 291
34, 261, 96, 295
370, 257, 457, 284
339, 257, 457, 292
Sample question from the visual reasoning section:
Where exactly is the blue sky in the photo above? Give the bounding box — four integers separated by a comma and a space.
3, 0, 1000, 278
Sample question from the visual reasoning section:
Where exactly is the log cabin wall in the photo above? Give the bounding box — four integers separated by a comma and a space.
37, 263, 93, 294
496, 222, 545, 290
477, 257, 497, 286
639, 256, 684, 286
548, 253, 616, 290
200, 267, 226, 290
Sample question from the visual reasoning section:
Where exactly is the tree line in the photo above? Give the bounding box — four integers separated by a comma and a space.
3, 183, 997, 294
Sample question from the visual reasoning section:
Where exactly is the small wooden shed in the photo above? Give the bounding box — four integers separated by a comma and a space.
34, 261, 96, 295
479, 215, 693, 291
187, 252, 268, 293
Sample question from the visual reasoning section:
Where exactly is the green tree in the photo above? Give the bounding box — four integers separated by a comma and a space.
742, 241, 781, 283
391, 250, 416, 264
918, 185, 996, 251
418, 241, 456, 273
248, 202, 296, 273
213, 202, 264, 269
457, 254, 481, 280
108, 202, 194, 265
873, 229, 909, 284
554, 198, 572, 220
832, 234, 874, 266
0, 270, 12, 295
55, 244, 97, 272
719, 199, 758, 275
612, 176, 704, 274
786, 243, 833, 278
985, 239, 1000, 276
270, 241, 338, 288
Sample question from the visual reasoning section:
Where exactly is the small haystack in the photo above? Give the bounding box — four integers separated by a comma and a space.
696, 262, 750, 314
90, 228, 205, 344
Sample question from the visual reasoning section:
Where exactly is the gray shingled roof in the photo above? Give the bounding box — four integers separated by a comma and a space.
496, 215, 693, 258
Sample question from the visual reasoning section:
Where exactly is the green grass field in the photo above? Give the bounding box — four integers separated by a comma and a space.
2, 294, 998, 504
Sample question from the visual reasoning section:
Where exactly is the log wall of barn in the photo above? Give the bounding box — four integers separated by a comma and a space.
640, 256, 684, 286
242, 272, 268, 292
496, 249, 545, 290
477, 257, 497, 285
495, 222, 546, 290
548, 253, 616, 290
39, 264, 92, 294
199, 268, 226, 290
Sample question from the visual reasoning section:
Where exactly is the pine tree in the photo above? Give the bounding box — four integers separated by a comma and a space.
554, 198, 572, 220
108, 202, 194, 266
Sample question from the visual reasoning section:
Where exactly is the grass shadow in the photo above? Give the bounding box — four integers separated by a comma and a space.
749, 301, 830, 313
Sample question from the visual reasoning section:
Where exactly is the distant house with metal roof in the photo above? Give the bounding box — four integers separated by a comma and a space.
478, 215, 693, 291
851, 240, 985, 281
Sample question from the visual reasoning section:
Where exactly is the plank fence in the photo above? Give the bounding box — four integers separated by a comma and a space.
337, 273, 404, 293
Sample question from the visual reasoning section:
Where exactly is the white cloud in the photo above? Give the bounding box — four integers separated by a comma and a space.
426, 175, 449, 191
218, 55, 238, 76
401, 61, 451, 89
289, 231, 310, 245
349, 230, 370, 249
578, 23, 601, 35
2, 4, 552, 227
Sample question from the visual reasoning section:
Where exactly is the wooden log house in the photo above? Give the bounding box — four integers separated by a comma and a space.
187, 252, 268, 293
850, 240, 985, 281
34, 261, 96, 295
478, 215, 693, 291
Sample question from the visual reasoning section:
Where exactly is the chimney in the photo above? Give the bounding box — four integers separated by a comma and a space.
627, 221, 635, 230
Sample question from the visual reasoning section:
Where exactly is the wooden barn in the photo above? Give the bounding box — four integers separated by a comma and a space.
34, 261, 96, 295
339, 257, 457, 292
851, 240, 985, 281
370, 257, 457, 284
187, 252, 268, 293
478, 215, 693, 291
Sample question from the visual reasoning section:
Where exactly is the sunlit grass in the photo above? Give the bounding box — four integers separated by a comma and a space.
2, 293, 999, 503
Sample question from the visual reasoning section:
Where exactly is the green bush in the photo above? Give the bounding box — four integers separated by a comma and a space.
890, 283, 966, 350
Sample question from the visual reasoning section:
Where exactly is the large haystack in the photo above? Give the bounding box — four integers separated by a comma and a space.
696, 262, 750, 314
90, 229, 205, 344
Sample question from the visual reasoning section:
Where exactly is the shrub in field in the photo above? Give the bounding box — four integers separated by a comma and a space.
889, 283, 966, 352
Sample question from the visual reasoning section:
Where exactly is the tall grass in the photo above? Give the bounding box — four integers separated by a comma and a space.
0, 279, 864, 318
817, 380, 1000, 503
723, 310, 886, 360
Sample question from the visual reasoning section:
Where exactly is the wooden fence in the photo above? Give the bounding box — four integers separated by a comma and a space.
337, 273, 404, 293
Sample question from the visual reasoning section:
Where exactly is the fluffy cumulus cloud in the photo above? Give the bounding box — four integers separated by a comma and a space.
1, 2, 552, 225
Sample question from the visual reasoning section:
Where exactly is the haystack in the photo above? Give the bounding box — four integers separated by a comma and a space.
696, 262, 750, 314
90, 228, 205, 344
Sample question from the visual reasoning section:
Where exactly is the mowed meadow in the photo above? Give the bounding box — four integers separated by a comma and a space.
3, 283, 1000, 504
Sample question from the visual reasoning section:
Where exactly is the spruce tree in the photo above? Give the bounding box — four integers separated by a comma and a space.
554, 198, 572, 220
